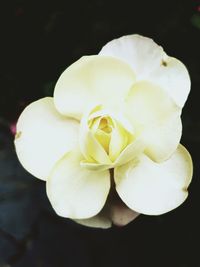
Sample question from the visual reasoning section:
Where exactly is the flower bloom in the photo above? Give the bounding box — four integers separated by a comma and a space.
14, 34, 193, 228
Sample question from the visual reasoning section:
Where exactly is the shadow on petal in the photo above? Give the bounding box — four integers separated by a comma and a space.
74, 170, 139, 228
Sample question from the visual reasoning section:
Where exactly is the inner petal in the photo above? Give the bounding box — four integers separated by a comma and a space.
99, 117, 113, 133
80, 105, 136, 167
109, 122, 129, 161
90, 116, 113, 153
89, 111, 131, 162
95, 129, 111, 153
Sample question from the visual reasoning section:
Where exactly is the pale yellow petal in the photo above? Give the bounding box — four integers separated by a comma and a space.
125, 81, 182, 162
80, 160, 111, 171
109, 123, 127, 162
89, 108, 134, 134
74, 215, 112, 229
14, 97, 79, 180
94, 129, 111, 153
114, 138, 145, 167
143, 115, 182, 162
99, 34, 190, 107
54, 56, 135, 119
80, 130, 111, 164
147, 56, 191, 107
99, 34, 165, 79
47, 150, 110, 219
79, 109, 112, 164
114, 145, 193, 215
81, 138, 145, 171
75, 190, 139, 228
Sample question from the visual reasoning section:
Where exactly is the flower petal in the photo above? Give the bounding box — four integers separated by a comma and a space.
74, 202, 139, 228
114, 138, 145, 167
74, 189, 139, 228
147, 57, 191, 108
80, 138, 145, 171
80, 161, 111, 171
99, 34, 165, 79
79, 111, 112, 164
80, 129, 111, 164
125, 81, 182, 162
47, 150, 110, 219
114, 145, 193, 215
100, 34, 190, 107
54, 56, 135, 119
109, 202, 139, 227
74, 214, 112, 229
109, 122, 127, 162
143, 115, 182, 162
14, 97, 79, 180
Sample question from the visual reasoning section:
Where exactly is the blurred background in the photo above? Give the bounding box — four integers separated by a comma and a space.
0, 0, 200, 266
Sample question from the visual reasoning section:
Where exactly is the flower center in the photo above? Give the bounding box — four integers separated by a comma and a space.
87, 107, 132, 162
98, 117, 112, 134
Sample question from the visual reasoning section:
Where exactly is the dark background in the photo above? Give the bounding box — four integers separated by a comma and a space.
0, 0, 200, 266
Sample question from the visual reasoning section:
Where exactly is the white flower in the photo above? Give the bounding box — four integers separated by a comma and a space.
14, 34, 193, 228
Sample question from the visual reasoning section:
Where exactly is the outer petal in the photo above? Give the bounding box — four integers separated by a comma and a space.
47, 151, 110, 219
99, 34, 190, 107
125, 81, 182, 162
74, 191, 139, 228
54, 56, 135, 119
114, 145, 193, 215
14, 97, 79, 180
74, 214, 112, 229
74, 202, 139, 228
143, 115, 182, 162
147, 57, 191, 108
99, 34, 165, 79
109, 202, 139, 227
